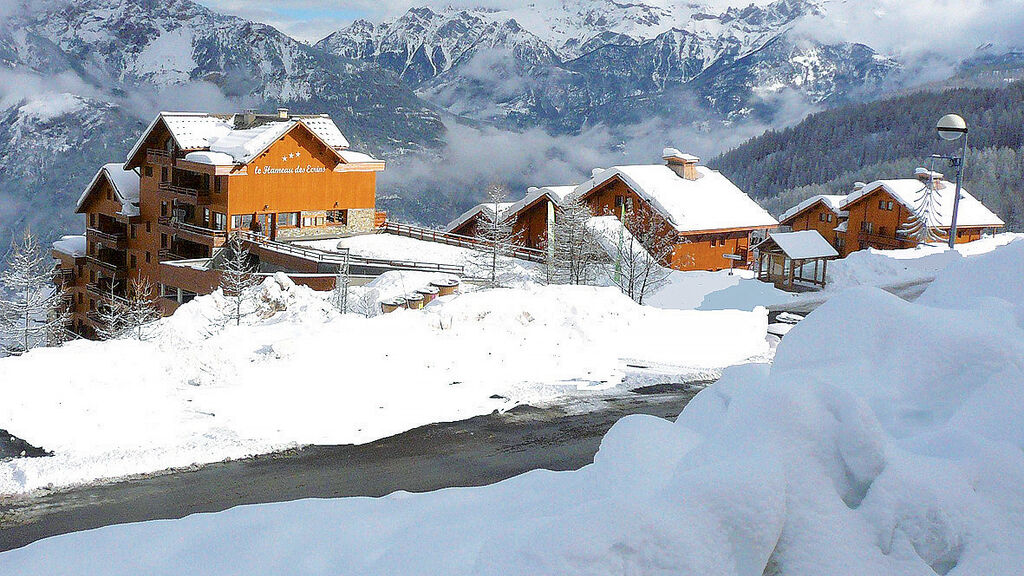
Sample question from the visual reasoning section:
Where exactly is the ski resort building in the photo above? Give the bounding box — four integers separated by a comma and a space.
782, 169, 1004, 257
445, 186, 574, 250
53, 109, 388, 338
573, 150, 778, 271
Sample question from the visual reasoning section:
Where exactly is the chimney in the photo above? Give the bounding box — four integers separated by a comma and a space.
277, 108, 289, 119
914, 167, 945, 187
663, 147, 701, 180
242, 108, 257, 127
852, 181, 866, 192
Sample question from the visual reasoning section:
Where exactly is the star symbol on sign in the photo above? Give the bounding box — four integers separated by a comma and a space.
282, 156, 288, 162
295, 152, 301, 158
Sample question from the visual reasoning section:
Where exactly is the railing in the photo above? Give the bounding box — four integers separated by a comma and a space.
86, 255, 127, 277
86, 283, 129, 304
159, 181, 209, 202
235, 231, 351, 265
379, 220, 547, 264
86, 227, 128, 249
146, 149, 173, 165
158, 249, 188, 261
159, 217, 228, 242
858, 231, 904, 249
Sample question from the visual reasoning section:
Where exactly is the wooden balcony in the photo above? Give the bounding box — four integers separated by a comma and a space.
158, 181, 210, 204
159, 217, 228, 248
85, 255, 128, 280
857, 231, 907, 250
86, 283, 129, 303
86, 227, 128, 250
146, 148, 173, 166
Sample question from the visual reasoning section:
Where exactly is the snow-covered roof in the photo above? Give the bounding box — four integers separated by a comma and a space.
841, 173, 1004, 228
758, 230, 839, 260
126, 112, 356, 167
834, 221, 849, 233
76, 163, 140, 217
502, 185, 576, 220
575, 164, 778, 233
445, 202, 515, 234
52, 235, 86, 258
779, 194, 847, 223
339, 150, 381, 164
184, 151, 236, 165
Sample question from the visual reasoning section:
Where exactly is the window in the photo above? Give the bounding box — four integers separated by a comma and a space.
861, 221, 874, 234
625, 197, 634, 211
326, 210, 348, 225
231, 214, 253, 230
89, 270, 95, 283
130, 224, 136, 239
161, 234, 168, 249
827, 213, 833, 222
887, 201, 894, 211
90, 299, 95, 311
819, 213, 826, 222
878, 200, 885, 210
130, 254, 137, 269
145, 221, 151, 233
203, 208, 211, 226
302, 216, 313, 227
145, 252, 151, 264
212, 212, 227, 231
614, 195, 624, 208
161, 202, 168, 217
161, 167, 168, 182
144, 166, 153, 178
277, 212, 299, 227
214, 177, 222, 194
90, 213, 96, 227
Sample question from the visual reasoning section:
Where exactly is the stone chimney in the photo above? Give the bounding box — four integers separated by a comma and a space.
663, 148, 701, 180
914, 167, 945, 188
277, 108, 290, 119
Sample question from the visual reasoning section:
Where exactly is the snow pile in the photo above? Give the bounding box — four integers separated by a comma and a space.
826, 233, 1022, 290
0, 280, 767, 495
6, 240, 1022, 574
646, 269, 795, 311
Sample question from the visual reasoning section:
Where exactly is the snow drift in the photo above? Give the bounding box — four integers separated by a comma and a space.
0, 279, 768, 495
4, 241, 1021, 574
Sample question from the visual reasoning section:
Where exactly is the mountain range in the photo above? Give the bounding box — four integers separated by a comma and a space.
0, 0, 1020, 260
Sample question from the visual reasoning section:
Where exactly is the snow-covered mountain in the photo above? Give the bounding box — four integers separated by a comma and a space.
317, 0, 899, 131
0, 0, 446, 257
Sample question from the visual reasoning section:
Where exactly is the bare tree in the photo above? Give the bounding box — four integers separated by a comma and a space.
218, 234, 262, 326
95, 280, 129, 341
350, 287, 381, 318
608, 209, 673, 304
471, 184, 518, 288
0, 230, 69, 355
550, 193, 603, 285
122, 277, 161, 340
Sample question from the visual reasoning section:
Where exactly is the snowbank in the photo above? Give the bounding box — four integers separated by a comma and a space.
826, 232, 1022, 290
0, 278, 768, 495
7, 239, 1022, 574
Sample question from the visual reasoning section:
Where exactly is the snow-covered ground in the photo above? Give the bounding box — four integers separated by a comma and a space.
0, 276, 769, 495
6, 238, 1022, 575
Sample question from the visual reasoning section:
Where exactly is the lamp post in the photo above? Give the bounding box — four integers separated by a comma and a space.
936, 114, 968, 250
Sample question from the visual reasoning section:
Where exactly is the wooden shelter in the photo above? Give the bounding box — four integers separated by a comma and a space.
754, 230, 839, 290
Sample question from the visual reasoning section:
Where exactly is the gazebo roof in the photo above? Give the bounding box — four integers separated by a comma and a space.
754, 230, 839, 260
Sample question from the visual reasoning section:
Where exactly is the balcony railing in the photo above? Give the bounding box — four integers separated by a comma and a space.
85, 255, 128, 279
159, 217, 228, 248
158, 181, 209, 203
146, 148, 173, 165
857, 231, 906, 249
86, 283, 129, 303
86, 227, 128, 250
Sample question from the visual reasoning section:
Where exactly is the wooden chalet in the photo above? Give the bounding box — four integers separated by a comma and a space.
573, 149, 778, 271
782, 169, 1004, 258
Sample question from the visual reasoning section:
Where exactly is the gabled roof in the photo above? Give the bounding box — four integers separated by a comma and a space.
76, 163, 140, 217
504, 185, 576, 218
755, 230, 839, 260
445, 202, 515, 234
779, 194, 848, 223
841, 175, 1004, 228
125, 112, 359, 168
575, 164, 778, 233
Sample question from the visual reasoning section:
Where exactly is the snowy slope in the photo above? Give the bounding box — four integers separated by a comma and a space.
4, 233, 1023, 575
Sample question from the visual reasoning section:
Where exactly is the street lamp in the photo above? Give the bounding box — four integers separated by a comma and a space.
935, 114, 968, 249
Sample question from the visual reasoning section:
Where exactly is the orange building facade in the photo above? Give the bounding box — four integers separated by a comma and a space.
54, 110, 385, 338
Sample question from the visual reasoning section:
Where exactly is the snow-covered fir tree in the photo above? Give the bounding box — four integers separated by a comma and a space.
217, 235, 263, 326
471, 184, 518, 288
0, 230, 69, 355
550, 194, 603, 285
609, 209, 672, 304
901, 171, 948, 245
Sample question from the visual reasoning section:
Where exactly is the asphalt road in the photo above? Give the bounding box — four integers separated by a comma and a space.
0, 389, 698, 553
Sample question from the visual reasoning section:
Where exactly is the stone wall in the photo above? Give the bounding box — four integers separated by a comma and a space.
276, 208, 377, 240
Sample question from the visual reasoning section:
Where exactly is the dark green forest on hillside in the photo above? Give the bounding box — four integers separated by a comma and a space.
711, 82, 1024, 229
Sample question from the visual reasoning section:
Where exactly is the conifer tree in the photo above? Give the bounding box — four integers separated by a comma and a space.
0, 231, 69, 355
471, 184, 517, 287
550, 193, 603, 285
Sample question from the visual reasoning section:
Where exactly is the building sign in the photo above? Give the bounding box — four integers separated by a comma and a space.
253, 164, 327, 176
723, 253, 744, 261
